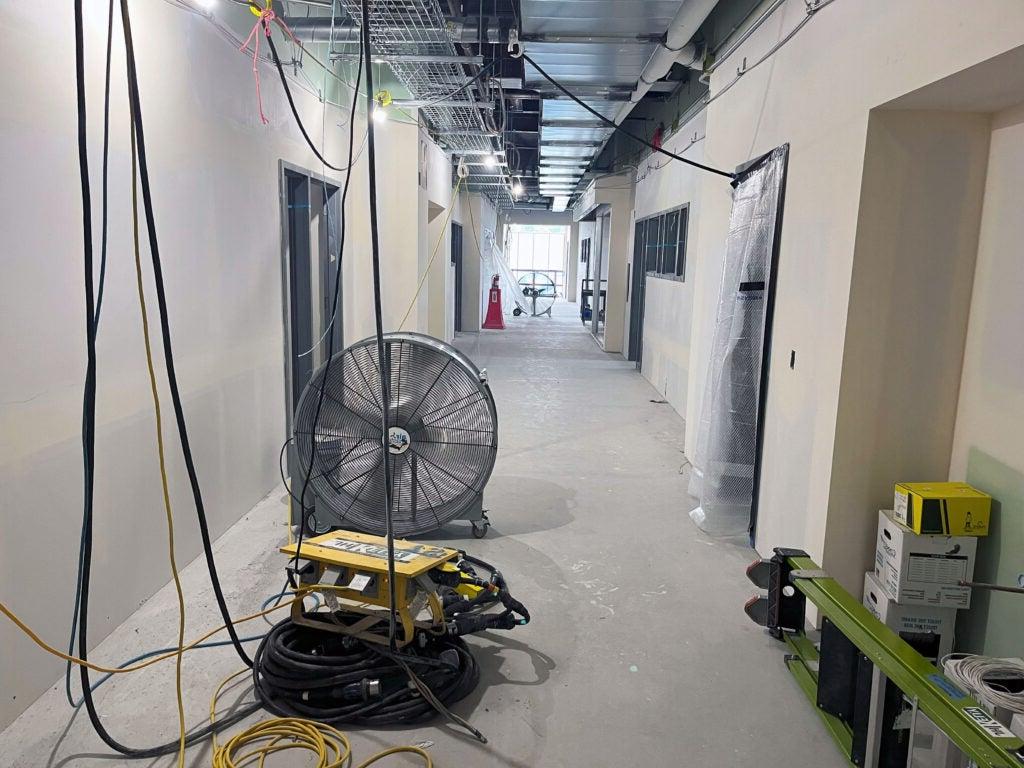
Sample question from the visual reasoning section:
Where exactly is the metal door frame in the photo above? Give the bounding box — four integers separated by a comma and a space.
451, 221, 463, 333
279, 160, 343, 510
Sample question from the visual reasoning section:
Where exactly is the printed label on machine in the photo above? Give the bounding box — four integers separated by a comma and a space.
962, 707, 1017, 739
317, 536, 448, 564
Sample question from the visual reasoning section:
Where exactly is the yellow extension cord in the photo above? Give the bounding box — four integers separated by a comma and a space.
130, 110, 189, 768
397, 175, 464, 330
3, 112, 439, 768
0, 586, 435, 765
210, 671, 433, 768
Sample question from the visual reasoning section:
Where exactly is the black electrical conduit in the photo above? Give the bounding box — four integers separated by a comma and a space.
262, 9, 364, 594
358, 0, 401, 652
71, 1, 261, 757
520, 52, 736, 181
65, 0, 114, 708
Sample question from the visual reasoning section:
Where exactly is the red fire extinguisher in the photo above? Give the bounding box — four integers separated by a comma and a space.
482, 274, 505, 330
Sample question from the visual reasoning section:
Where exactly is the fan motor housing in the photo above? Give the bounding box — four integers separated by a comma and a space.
293, 332, 497, 537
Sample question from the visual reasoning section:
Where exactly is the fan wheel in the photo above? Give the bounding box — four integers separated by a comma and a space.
293, 333, 498, 537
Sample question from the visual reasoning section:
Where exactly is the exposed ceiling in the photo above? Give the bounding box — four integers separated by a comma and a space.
281, 0, 715, 210
521, 1, 684, 204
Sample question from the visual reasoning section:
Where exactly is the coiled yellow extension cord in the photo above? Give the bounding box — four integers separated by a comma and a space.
1, 587, 436, 765
210, 668, 433, 767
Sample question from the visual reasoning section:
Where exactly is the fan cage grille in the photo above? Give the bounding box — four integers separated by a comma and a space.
294, 333, 497, 536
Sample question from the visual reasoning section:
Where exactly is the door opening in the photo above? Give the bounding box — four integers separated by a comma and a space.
628, 220, 647, 367
452, 221, 463, 333
280, 163, 342, 520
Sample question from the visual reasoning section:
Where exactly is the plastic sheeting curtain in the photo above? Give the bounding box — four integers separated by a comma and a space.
689, 145, 789, 537
480, 230, 528, 317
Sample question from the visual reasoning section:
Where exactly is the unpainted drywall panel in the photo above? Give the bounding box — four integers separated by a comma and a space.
685, 0, 1024, 568
949, 103, 1024, 655
0, 0, 422, 729
822, 110, 991, 596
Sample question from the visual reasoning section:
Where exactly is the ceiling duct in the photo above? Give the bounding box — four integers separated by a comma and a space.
610, 0, 718, 125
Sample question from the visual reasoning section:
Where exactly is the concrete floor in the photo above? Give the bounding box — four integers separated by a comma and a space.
0, 302, 846, 767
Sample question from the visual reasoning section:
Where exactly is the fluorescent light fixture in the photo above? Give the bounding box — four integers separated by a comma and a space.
483, 153, 498, 169
551, 196, 569, 213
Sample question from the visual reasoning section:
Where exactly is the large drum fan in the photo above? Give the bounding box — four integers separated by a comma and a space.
293, 332, 497, 538
514, 271, 556, 317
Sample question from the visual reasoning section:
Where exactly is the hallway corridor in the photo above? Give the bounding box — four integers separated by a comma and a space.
0, 302, 844, 767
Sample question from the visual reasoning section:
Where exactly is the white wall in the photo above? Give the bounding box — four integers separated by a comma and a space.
566, 221, 580, 302
575, 174, 634, 353
0, 1, 422, 729
949, 103, 1024, 656
458, 193, 496, 332
678, 0, 1024, 578
823, 110, 991, 595
631, 110, 707, 413
422, 134, 454, 341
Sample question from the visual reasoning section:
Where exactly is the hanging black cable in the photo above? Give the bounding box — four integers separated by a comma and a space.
280, 25, 363, 585
65, 0, 115, 708
266, 24, 360, 173
116, 0, 252, 670
520, 52, 736, 180
70, 2, 259, 757
358, 0, 400, 651
71, 0, 99, 725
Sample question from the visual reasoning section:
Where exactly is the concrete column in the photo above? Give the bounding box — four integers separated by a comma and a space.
566, 221, 580, 302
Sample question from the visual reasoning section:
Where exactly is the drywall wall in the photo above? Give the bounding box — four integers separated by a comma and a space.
344, 117, 423, 341
0, 1, 419, 729
823, 110, 991, 596
457, 192, 496, 332
422, 134, 454, 341
949, 103, 1024, 657
575, 174, 634, 353
631, 110, 706, 415
680, 0, 1024, 577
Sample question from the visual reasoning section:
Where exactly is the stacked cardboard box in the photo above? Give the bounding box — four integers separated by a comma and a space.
860, 484, 990, 767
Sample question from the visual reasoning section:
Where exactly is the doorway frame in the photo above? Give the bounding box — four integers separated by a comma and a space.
278, 160, 343, 502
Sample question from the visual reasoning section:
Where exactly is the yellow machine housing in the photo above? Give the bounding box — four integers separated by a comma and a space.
281, 530, 461, 647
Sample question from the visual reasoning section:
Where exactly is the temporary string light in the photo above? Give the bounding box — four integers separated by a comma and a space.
373, 89, 391, 123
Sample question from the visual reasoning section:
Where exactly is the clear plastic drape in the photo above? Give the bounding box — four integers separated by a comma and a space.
689, 145, 788, 536
480, 230, 528, 317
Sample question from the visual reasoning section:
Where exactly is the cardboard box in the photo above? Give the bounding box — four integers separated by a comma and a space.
874, 510, 977, 609
862, 571, 956, 659
894, 482, 991, 536
862, 572, 955, 766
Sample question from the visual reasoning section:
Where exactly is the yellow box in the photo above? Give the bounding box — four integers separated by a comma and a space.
893, 482, 991, 536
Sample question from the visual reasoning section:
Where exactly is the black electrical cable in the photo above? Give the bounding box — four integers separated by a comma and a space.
270, 20, 364, 591
65, 0, 115, 709
420, 59, 496, 107
265, 20, 360, 173
252, 616, 479, 726
520, 52, 736, 180
69, 2, 260, 757
358, 0, 400, 653
117, 0, 252, 669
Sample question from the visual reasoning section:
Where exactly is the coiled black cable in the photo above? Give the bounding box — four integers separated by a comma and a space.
253, 615, 479, 726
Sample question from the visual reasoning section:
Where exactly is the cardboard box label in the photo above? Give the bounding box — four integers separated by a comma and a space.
907, 553, 970, 584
